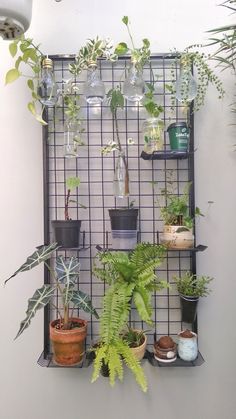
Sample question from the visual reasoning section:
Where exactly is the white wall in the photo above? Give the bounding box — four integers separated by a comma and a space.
0, 1, 235, 418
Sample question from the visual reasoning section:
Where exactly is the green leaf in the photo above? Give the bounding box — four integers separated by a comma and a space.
22, 48, 37, 63
27, 79, 34, 90
114, 42, 128, 56
142, 38, 150, 48
9, 42, 17, 57
56, 256, 80, 284
122, 16, 129, 25
70, 289, 99, 318
66, 176, 80, 191
133, 288, 153, 325
35, 114, 48, 125
4, 243, 59, 284
28, 102, 36, 116
15, 56, 22, 70
5, 68, 20, 84
15, 285, 55, 339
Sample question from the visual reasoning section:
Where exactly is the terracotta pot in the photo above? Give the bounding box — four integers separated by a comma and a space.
129, 333, 147, 361
50, 317, 87, 366
160, 225, 194, 249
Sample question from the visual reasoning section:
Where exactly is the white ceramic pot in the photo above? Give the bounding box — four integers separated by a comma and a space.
0, 0, 32, 39
178, 331, 198, 361
160, 225, 194, 249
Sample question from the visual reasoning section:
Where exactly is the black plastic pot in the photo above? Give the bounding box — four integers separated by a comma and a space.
100, 361, 110, 377
179, 294, 199, 323
51, 220, 81, 248
108, 208, 139, 230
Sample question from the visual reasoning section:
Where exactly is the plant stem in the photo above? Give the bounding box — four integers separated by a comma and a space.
114, 109, 129, 195
65, 189, 70, 220
126, 22, 136, 51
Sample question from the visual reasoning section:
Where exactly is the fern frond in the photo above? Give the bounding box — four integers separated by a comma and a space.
101, 283, 133, 343
107, 344, 123, 386
133, 287, 153, 325
91, 344, 108, 383
117, 340, 148, 392
130, 243, 166, 272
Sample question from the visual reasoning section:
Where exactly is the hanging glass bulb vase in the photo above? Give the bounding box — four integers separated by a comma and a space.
64, 120, 82, 158
123, 63, 145, 102
175, 64, 197, 104
113, 150, 129, 198
37, 57, 59, 107
83, 61, 105, 105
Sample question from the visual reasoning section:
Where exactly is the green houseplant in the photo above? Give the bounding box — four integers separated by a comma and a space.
51, 176, 86, 249
121, 327, 148, 361
159, 181, 203, 249
115, 16, 150, 102
142, 82, 164, 153
174, 271, 213, 323
91, 243, 167, 391
4, 243, 98, 365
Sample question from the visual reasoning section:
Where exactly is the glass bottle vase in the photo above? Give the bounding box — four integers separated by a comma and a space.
113, 151, 129, 198
123, 64, 145, 102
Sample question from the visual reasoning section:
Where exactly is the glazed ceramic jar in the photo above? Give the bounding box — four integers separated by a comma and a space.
178, 330, 198, 361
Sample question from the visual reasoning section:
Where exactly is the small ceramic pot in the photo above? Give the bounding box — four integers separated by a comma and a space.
159, 225, 194, 249
130, 333, 147, 362
154, 336, 177, 363
178, 330, 198, 361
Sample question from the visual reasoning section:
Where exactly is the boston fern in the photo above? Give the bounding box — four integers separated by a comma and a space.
92, 282, 148, 392
94, 243, 167, 325
4, 243, 98, 338
92, 243, 167, 391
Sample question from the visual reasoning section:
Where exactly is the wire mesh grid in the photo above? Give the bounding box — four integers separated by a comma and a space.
42, 54, 198, 362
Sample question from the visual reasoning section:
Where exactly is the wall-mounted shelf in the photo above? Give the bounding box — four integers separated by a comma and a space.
145, 350, 205, 367
41, 54, 204, 369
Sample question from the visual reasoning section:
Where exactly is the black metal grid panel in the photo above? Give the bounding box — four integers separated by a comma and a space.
42, 54, 198, 364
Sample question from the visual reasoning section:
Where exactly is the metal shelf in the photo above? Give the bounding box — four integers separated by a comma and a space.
141, 150, 190, 160
145, 350, 205, 367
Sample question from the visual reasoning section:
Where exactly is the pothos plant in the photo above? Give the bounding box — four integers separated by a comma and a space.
4, 243, 98, 338
115, 16, 150, 69
5, 36, 47, 124
69, 37, 117, 76
92, 243, 167, 391
65, 176, 86, 221
167, 47, 225, 113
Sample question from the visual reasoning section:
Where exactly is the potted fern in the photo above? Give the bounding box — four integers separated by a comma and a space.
92, 242, 167, 391
4, 243, 98, 366
51, 176, 86, 249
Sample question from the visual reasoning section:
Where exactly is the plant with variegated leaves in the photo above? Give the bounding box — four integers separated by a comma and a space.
4, 243, 98, 338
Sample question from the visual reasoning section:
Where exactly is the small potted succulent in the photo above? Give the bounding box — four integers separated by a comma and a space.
159, 182, 203, 249
121, 327, 148, 361
142, 82, 164, 154
51, 176, 86, 249
4, 243, 98, 366
174, 271, 213, 323
177, 329, 198, 361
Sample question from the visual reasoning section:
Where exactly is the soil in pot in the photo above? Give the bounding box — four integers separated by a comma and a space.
154, 336, 177, 363
51, 220, 81, 248
179, 294, 199, 323
50, 317, 87, 366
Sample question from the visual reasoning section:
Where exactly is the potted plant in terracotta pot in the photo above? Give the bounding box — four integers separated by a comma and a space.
51, 176, 86, 249
4, 243, 98, 366
174, 271, 213, 323
159, 182, 203, 249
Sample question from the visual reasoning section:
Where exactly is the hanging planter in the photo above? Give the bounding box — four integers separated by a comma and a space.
174, 272, 213, 323
0, 0, 32, 40
51, 176, 86, 249
108, 207, 139, 249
